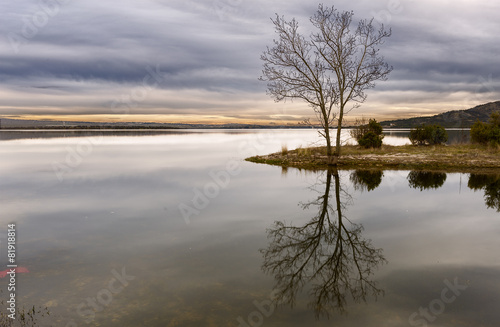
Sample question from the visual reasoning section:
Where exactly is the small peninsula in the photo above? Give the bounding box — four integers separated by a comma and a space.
246, 144, 500, 173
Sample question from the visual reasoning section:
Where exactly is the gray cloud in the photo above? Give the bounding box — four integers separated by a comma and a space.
0, 0, 499, 121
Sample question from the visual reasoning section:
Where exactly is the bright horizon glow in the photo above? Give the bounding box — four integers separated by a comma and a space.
1, 99, 493, 125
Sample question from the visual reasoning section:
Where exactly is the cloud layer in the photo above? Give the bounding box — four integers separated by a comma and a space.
1, 0, 499, 123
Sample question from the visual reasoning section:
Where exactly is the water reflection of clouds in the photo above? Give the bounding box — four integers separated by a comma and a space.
258, 168, 500, 325
381, 266, 500, 326
1, 131, 499, 326
353, 173, 500, 268
262, 169, 386, 318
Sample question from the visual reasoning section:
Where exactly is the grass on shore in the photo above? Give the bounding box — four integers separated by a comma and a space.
246, 144, 500, 173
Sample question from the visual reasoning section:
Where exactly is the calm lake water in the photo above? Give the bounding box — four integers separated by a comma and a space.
1, 129, 499, 327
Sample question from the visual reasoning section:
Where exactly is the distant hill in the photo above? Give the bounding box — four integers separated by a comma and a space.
381, 101, 500, 128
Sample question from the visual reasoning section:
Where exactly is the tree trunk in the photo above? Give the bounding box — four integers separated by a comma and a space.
333, 169, 342, 227
324, 115, 337, 166
334, 104, 345, 160
325, 126, 332, 157
327, 152, 337, 166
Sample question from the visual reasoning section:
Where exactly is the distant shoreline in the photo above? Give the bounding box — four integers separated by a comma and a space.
0, 126, 315, 130
0, 126, 471, 131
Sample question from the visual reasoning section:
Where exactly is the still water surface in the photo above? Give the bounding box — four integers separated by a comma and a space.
0, 129, 498, 326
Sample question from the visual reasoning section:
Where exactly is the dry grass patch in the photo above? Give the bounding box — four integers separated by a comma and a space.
246, 144, 500, 173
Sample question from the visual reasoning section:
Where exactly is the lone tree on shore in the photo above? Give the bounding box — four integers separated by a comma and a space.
260, 4, 392, 164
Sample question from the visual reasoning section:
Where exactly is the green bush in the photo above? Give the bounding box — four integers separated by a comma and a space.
409, 126, 427, 146
471, 112, 500, 145
351, 118, 384, 148
358, 131, 383, 148
367, 118, 383, 136
428, 124, 448, 145
470, 121, 490, 144
409, 124, 448, 146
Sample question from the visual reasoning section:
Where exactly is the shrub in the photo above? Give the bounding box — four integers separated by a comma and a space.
470, 121, 490, 145
351, 118, 384, 148
409, 125, 427, 146
471, 112, 500, 145
409, 124, 448, 146
428, 124, 448, 145
358, 131, 383, 148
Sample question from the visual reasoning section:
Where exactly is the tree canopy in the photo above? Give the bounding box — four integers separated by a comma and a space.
261, 4, 392, 164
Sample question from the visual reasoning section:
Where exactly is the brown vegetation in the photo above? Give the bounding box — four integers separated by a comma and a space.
246, 144, 500, 173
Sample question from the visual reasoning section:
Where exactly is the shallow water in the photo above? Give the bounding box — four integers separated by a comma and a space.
0, 129, 498, 327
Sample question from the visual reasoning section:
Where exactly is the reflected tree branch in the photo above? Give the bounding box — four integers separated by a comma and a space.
261, 169, 386, 318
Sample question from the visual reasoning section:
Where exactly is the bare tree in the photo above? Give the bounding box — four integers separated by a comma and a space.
260, 4, 392, 164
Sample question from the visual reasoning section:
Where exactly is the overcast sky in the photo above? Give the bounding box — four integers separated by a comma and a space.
1, 0, 499, 124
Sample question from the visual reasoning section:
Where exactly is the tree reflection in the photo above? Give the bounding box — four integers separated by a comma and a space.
407, 171, 447, 190
350, 170, 383, 192
261, 169, 386, 318
468, 174, 500, 212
